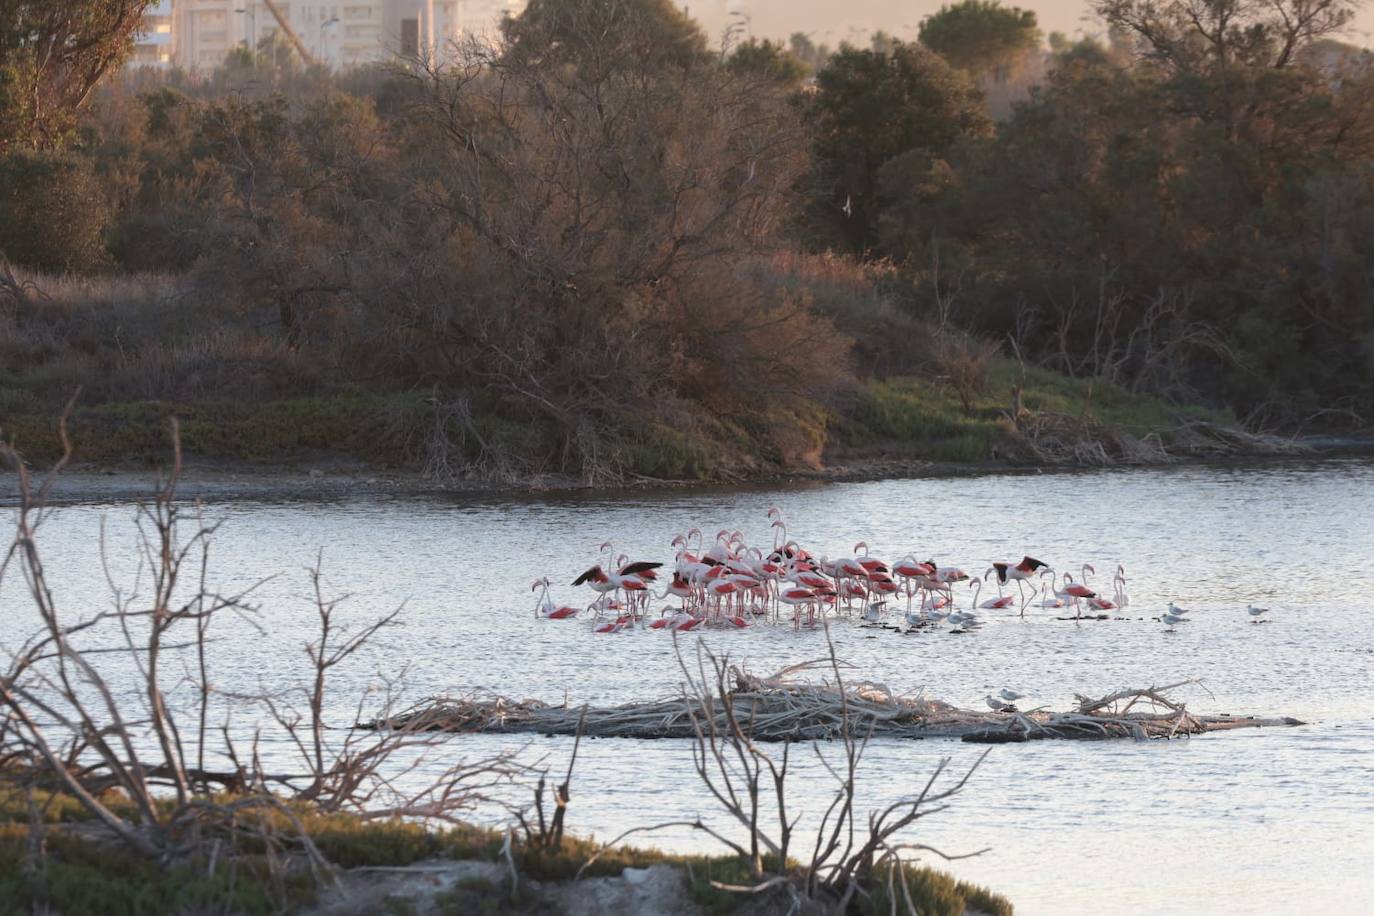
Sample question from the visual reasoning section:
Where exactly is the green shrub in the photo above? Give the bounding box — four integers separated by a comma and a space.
0, 150, 110, 273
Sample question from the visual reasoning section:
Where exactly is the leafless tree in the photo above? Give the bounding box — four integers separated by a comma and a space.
0, 417, 520, 882
385, 22, 842, 480
668, 633, 988, 911
1096, 0, 1359, 73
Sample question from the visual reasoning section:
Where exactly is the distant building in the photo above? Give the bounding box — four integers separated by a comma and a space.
128, 0, 525, 73
130, 0, 177, 67
380, 1, 524, 65
170, 0, 236, 71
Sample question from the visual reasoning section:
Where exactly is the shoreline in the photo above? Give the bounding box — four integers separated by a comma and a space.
4, 440, 1371, 506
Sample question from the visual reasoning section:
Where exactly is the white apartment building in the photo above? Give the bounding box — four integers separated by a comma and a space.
171, 0, 235, 70
131, 0, 525, 73
130, 0, 177, 67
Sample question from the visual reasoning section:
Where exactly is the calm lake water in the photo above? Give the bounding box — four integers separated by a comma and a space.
7, 459, 1374, 915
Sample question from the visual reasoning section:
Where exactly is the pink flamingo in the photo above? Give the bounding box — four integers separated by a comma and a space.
969, 578, 1015, 610
532, 577, 579, 619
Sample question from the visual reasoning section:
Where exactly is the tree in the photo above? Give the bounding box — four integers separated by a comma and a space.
0, 0, 152, 152
1095, 0, 1362, 141
501, 0, 709, 72
870, 30, 898, 56
1094, 0, 1360, 72
191, 91, 386, 351
0, 149, 109, 272
788, 32, 832, 74
392, 27, 845, 478
727, 38, 807, 87
808, 41, 990, 254
918, 0, 1041, 78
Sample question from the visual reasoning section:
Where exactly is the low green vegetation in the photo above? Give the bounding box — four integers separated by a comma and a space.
833, 358, 1236, 465
0, 826, 317, 916
0, 791, 1012, 916
0, 358, 1232, 478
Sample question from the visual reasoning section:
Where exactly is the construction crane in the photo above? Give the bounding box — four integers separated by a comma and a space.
258, 0, 318, 67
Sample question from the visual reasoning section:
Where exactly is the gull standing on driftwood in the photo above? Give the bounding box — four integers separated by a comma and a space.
985, 694, 1011, 712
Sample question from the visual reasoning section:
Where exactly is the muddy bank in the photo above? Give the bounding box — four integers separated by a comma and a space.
306, 860, 707, 916
0, 457, 1010, 505
2, 435, 1360, 507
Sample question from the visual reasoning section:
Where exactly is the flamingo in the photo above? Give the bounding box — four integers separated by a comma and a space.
893, 556, 935, 601
1079, 564, 1116, 611
932, 562, 969, 584
778, 586, 820, 629
658, 572, 695, 606
990, 556, 1048, 585
704, 578, 740, 620
839, 578, 867, 606
986, 567, 1033, 617
617, 558, 662, 580
704, 530, 734, 565
1113, 566, 1130, 608
674, 612, 704, 631
531, 577, 579, 619
969, 578, 1015, 610
1050, 572, 1097, 619
853, 542, 890, 575
572, 566, 620, 616
1035, 575, 1067, 609
867, 572, 900, 598
835, 552, 869, 604
768, 507, 788, 549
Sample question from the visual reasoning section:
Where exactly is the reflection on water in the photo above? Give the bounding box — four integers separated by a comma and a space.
6, 458, 1374, 915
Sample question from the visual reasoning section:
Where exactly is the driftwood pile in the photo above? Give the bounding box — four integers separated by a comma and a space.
359, 665, 1302, 744
1014, 412, 1310, 468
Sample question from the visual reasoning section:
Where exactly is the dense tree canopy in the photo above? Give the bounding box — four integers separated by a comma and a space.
807, 41, 990, 253
879, 24, 1374, 420
918, 0, 1041, 77
727, 37, 808, 86
6, 0, 1374, 475
1096, 0, 1359, 72
0, 0, 151, 151
501, 0, 709, 72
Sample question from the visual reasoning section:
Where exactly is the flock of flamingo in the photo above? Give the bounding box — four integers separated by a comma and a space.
526, 507, 1184, 634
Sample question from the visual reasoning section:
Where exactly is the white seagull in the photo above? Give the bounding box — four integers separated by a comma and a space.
1162, 609, 1188, 631
999, 688, 1026, 703
1247, 605, 1270, 620
985, 694, 1011, 712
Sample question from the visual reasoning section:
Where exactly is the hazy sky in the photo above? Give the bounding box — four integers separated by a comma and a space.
684, 1, 1374, 49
